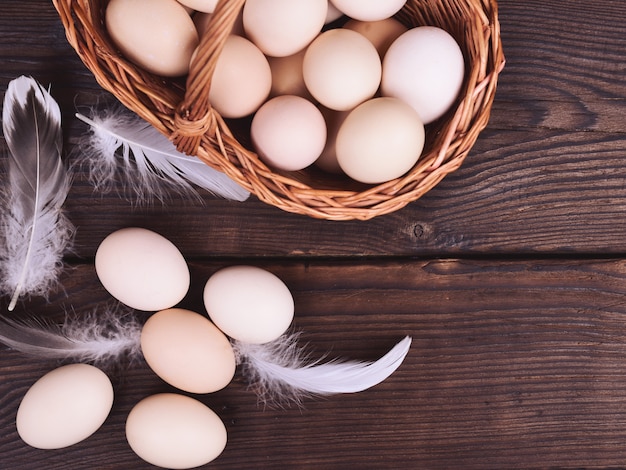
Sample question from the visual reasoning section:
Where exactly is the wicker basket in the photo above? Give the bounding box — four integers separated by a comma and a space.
52, 0, 505, 221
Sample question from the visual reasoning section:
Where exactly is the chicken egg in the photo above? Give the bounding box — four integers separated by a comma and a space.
203, 265, 294, 344
208, 34, 272, 118
243, 0, 328, 57
95, 227, 190, 311
16, 364, 113, 449
126, 393, 227, 469
106, 0, 199, 77
336, 97, 425, 184
303, 28, 381, 111
382, 26, 465, 124
331, 0, 407, 22
141, 308, 236, 394
251, 95, 327, 171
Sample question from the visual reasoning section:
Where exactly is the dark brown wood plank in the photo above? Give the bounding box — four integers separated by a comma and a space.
2, 259, 626, 468
493, 0, 626, 133
59, 127, 626, 258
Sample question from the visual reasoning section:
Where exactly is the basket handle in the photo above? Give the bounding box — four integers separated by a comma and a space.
172, 0, 246, 155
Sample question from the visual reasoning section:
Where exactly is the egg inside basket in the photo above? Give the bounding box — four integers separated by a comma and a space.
52, 0, 505, 220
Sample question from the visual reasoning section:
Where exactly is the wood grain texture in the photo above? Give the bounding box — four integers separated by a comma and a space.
1, 0, 626, 468
3, 259, 626, 469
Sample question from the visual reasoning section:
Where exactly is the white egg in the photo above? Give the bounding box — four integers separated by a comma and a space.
203, 265, 294, 344
330, 0, 407, 21
382, 26, 465, 124
336, 97, 425, 184
141, 308, 236, 394
126, 393, 227, 469
16, 364, 113, 449
251, 95, 327, 171
303, 28, 381, 111
95, 227, 190, 311
243, 0, 328, 57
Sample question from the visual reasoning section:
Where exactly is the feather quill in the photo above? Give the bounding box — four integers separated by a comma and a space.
233, 332, 412, 406
0, 76, 74, 311
0, 305, 142, 365
75, 108, 249, 202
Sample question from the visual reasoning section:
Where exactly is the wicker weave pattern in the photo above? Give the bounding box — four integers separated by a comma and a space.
52, 0, 505, 220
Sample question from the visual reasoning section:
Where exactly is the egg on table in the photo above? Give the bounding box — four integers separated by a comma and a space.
95, 227, 190, 312
126, 393, 227, 469
140, 308, 236, 394
16, 364, 114, 449
203, 265, 295, 344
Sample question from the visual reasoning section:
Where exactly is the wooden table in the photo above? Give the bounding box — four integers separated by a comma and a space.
1, 1, 626, 468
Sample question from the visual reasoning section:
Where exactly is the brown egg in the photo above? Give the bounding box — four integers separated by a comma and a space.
141, 308, 236, 394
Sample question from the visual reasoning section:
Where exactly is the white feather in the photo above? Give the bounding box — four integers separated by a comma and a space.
0, 305, 142, 365
0, 76, 74, 311
75, 108, 249, 202
233, 332, 412, 406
